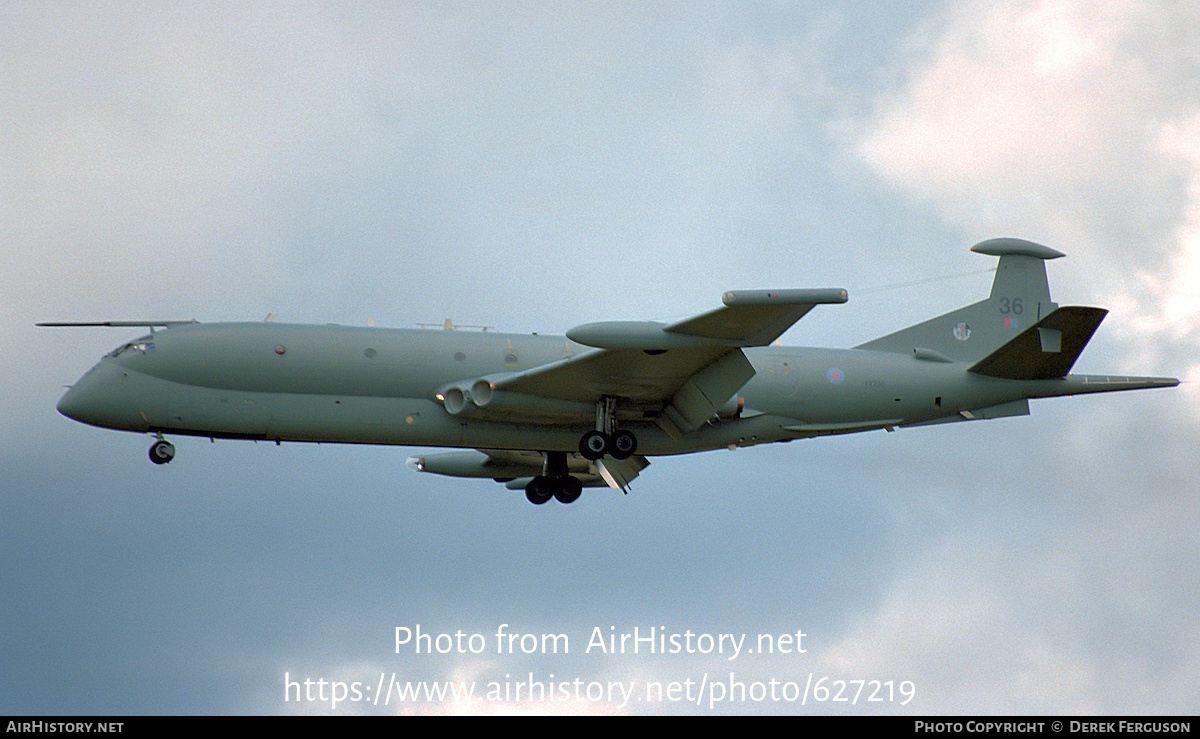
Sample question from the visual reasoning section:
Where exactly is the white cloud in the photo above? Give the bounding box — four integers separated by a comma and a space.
861, 1, 1169, 204
844, 0, 1200, 714
816, 501, 1200, 713
856, 0, 1200, 364
1153, 116, 1200, 336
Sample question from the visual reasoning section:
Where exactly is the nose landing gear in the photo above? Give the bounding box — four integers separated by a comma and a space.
149, 436, 176, 465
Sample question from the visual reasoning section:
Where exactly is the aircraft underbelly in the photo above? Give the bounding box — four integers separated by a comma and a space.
268, 396, 465, 446
162, 387, 468, 446
163, 382, 271, 438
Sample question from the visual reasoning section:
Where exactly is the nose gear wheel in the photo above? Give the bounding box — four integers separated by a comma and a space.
149, 438, 176, 465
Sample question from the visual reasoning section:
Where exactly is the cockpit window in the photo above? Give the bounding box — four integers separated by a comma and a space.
108, 338, 155, 358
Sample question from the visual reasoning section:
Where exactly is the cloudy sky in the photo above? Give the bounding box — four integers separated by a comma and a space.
3, 0, 1197, 715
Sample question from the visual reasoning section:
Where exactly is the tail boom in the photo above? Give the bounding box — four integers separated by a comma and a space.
1028, 374, 1180, 398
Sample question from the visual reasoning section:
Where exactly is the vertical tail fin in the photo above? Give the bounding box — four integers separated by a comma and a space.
968, 306, 1107, 379
855, 238, 1065, 363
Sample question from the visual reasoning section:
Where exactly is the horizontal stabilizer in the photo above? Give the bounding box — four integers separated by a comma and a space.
1031, 374, 1179, 397
969, 307, 1107, 380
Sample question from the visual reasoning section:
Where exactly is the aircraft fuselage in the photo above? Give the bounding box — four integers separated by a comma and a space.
47, 239, 1180, 501
57, 320, 1099, 456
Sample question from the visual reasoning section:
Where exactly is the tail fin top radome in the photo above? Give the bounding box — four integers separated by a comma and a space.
855, 238, 1065, 363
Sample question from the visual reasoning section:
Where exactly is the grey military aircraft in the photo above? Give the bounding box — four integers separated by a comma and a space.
43, 238, 1177, 505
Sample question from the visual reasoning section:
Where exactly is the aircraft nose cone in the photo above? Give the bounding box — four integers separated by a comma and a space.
55, 361, 137, 430
56, 380, 97, 424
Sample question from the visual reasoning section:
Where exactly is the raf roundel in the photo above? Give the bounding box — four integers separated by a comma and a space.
827, 367, 845, 385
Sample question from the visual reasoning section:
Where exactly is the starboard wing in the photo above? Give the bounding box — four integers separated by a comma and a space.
485, 288, 847, 437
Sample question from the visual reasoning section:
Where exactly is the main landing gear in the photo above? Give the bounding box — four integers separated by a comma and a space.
149, 435, 176, 465
526, 398, 641, 506
524, 474, 583, 505
524, 450, 583, 505
578, 428, 637, 460
577, 396, 637, 461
